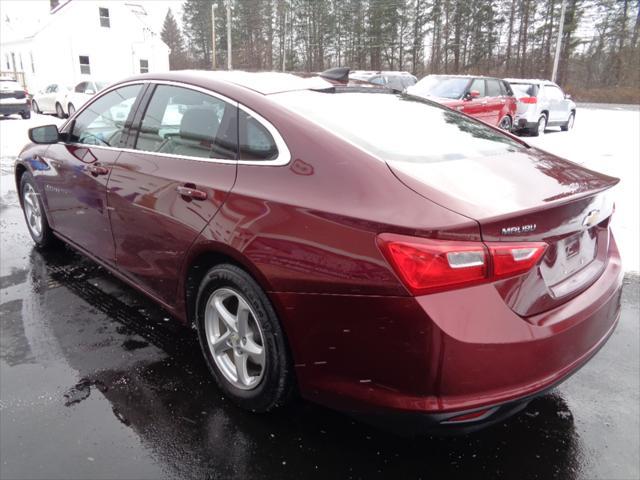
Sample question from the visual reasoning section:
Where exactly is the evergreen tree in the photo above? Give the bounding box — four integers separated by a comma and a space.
161, 8, 189, 70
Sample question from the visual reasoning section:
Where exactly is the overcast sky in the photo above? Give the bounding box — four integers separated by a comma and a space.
0, 0, 185, 34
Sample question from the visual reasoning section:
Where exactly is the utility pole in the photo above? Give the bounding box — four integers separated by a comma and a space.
282, 2, 286, 72
226, 0, 232, 70
551, 0, 566, 83
211, 4, 218, 70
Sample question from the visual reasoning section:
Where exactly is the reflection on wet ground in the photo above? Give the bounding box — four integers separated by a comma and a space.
1, 245, 639, 479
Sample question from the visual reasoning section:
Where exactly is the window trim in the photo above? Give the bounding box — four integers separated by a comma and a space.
59, 79, 291, 167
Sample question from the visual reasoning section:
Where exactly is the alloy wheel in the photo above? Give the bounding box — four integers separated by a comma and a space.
22, 183, 43, 238
499, 116, 512, 131
32, 101, 40, 113
204, 287, 266, 390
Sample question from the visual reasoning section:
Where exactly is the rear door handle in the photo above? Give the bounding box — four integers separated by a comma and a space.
176, 185, 207, 201
85, 164, 109, 176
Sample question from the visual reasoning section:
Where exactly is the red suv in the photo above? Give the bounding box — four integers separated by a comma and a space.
16, 71, 622, 433
408, 74, 517, 131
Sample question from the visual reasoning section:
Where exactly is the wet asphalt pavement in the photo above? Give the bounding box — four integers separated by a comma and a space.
1, 114, 639, 479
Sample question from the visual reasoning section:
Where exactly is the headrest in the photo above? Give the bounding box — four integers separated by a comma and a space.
179, 107, 220, 142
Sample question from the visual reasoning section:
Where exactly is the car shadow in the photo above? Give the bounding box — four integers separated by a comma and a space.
25, 247, 584, 480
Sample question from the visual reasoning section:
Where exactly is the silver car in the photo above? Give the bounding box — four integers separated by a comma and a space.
505, 78, 576, 136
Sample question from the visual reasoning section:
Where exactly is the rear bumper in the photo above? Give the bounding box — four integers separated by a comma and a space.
274, 235, 623, 433
0, 102, 29, 115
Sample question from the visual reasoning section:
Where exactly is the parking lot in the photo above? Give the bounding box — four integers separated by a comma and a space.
1, 107, 639, 479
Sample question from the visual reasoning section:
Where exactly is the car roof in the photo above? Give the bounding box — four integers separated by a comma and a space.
504, 78, 559, 87
421, 74, 507, 82
350, 70, 415, 77
142, 70, 336, 95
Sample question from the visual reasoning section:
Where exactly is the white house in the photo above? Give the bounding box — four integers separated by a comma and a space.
0, 0, 170, 92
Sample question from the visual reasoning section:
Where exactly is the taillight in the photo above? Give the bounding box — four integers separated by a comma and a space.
519, 96, 537, 104
378, 234, 547, 295
486, 242, 547, 279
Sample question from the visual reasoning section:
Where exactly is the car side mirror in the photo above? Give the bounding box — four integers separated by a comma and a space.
28, 125, 60, 144
85, 89, 95, 95
465, 90, 480, 100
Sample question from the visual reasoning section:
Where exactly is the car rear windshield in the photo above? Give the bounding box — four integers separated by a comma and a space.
510, 83, 538, 97
409, 76, 470, 99
272, 91, 525, 164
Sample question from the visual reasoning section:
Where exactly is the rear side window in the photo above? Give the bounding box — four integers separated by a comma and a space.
469, 78, 486, 97
501, 81, 513, 96
75, 82, 87, 93
486, 79, 501, 97
134, 84, 237, 160
239, 110, 278, 161
510, 83, 537, 97
70, 84, 142, 146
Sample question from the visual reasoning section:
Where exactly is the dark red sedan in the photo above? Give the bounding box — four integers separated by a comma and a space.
407, 74, 518, 131
16, 71, 622, 433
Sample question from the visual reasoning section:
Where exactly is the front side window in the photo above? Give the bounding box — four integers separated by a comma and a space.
70, 84, 142, 147
134, 84, 237, 160
79, 56, 90, 74
469, 78, 486, 97
74, 82, 87, 93
239, 110, 278, 160
99, 7, 110, 28
139, 59, 149, 73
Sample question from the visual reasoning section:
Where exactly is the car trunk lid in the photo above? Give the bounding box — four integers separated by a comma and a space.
387, 147, 619, 317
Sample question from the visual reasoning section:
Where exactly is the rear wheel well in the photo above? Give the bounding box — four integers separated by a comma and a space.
540, 110, 549, 119
184, 249, 298, 386
15, 164, 27, 198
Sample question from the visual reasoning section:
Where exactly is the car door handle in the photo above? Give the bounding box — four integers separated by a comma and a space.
85, 164, 109, 176
176, 185, 207, 201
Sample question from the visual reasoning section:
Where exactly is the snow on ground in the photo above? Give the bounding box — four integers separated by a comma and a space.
1, 106, 639, 272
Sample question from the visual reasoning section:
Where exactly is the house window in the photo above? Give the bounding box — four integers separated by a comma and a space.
99, 7, 110, 27
79, 56, 91, 74
139, 59, 149, 73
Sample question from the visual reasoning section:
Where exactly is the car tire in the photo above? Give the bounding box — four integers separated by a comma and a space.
531, 114, 547, 137
561, 112, 575, 131
195, 263, 295, 412
32, 100, 40, 114
498, 115, 512, 132
20, 172, 56, 249
21, 111, 31, 120
67, 103, 76, 117
55, 102, 65, 118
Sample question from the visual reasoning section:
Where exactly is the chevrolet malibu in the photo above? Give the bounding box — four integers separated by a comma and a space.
15, 71, 622, 433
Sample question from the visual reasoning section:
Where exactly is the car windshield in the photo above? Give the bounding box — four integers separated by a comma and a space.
409, 76, 470, 99
272, 90, 525, 164
510, 83, 537, 97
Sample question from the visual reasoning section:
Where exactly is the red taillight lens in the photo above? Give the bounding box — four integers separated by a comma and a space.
378, 234, 547, 295
519, 96, 537, 104
378, 235, 488, 295
486, 242, 547, 279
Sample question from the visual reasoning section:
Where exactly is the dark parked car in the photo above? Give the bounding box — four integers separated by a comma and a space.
407, 74, 517, 131
16, 71, 622, 433
0, 76, 30, 119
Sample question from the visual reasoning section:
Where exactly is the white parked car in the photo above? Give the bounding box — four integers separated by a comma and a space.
57, 80, 110, 117
505, 78, 576, 136
31, 83, 70, 116
0, 76, 30, 119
